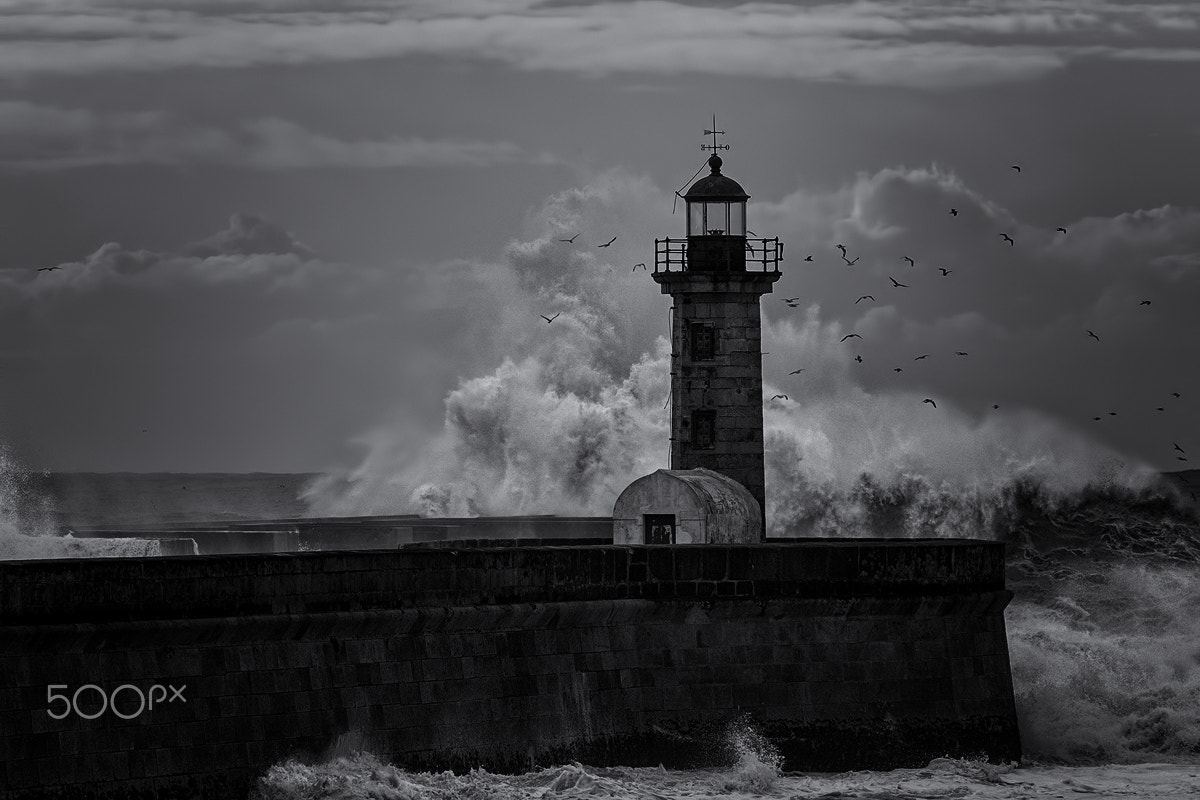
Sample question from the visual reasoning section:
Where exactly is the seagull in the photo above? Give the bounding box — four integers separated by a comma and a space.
1174, 443, 1186, 454
842, 256, 860, 266
1179, 457, 1189, 463
36, 265, 62, 272
1000, 233, 1014, 246
785, 302, 800, 308
783, 297, 800, 303
804, 255, 813, 262
747, 230, 758, 237
632, 263, 646, 271
854, 355, 863, 363
1093, 416, 1102, 421
1011, 165, 1021, 173
1140, 300, 1151, 306
992, 404, 1000, 410
1157, 407, 1165, 412
923, 398, 937, 408
939, 268, 952, 276
1108, 412, 1118, 416
893, 367, 903, 373
840, 333, 862, 342
855, 295, 875, 304
955, 351, 968, 356
1056, 227, 1067, 234
914, 354, 929, 361
950, 208, 958, 216
903, 256, 915, 267
789, 369, 806, 375
836, 244, 847, 257
540, 313, 560, 324
1087, 330, 1100, 341
1172, 392, 1182, 398
559, 233, 580, 243
889, 276, 908, 288
770, 394, 789, 401
598, 236, 617, 248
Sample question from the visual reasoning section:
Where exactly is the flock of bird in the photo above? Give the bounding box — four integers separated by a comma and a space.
776, 162, 1189, 467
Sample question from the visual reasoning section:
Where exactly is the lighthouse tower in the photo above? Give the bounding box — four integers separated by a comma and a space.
651, 125, 782, 538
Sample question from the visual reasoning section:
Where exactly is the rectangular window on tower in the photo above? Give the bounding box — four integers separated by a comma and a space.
691, 410, 716, 449
691, 324, 716, 361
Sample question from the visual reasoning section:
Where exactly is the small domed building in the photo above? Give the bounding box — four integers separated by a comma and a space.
612, 468, 761, 544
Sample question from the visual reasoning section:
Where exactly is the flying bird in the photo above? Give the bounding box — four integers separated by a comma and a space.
950, 208, 958, 216
540, 313, 560, 324
889, 276, 908, 288
783, 297, 800, 303
1087, 330, 1100, 341
840, 333, 862, 342
747, 230, 758, 237
788, 369, 806, 375
893, 368, 903, 373
1172, 392, 1182, 398
922, 398, 937, 408
855, 295, 875, 304
903, 256, 915, 267
1056, 227, 1068, 234
939, 268, 952, 276
836, 244, 847, 256
992, 404, 1000, 410
955, 351, 968, 356
804, 255, 813, 262
1011, 165, 1021, 173
1093, 416, 1102, 421
1179, 457, 1189, 463
770, 394, 789, 401
1157, 407, 1165, 412
559, 233, 580, 243
36, 265, 62, 272
1000, 233, 1014, 246
785, 302, 800, 308
632, 263, 646, 271
843, 256, 860, 266
1174, 443, 1186, 454
598, 236, 617, 248
1140, 300, 1151, 306
914, 354, 929, 361
854, 355, 863, 363
1108, 412, 1118, 416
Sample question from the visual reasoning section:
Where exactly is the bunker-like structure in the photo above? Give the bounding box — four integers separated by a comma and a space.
613, 468, 761, 544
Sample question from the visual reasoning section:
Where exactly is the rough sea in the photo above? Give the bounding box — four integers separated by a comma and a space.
3, 467, 1200, 800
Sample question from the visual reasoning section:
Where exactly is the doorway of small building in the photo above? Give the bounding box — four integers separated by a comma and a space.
643, 514, 676, 544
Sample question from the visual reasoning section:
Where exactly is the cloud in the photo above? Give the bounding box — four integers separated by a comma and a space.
0, 101, 556, 170
0, 2, 1196, 87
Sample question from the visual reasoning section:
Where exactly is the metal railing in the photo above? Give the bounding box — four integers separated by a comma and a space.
654, 237, 783, 273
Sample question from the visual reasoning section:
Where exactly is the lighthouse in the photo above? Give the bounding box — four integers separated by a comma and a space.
652, 125, 782, 539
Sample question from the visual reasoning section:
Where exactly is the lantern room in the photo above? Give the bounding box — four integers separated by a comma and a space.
685, 154, 749, 238
682, 154, 750, 272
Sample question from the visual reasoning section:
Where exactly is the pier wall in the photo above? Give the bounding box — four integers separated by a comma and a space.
0, 541, 1020, 799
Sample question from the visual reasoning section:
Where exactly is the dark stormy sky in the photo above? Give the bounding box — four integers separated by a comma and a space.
1, 1, 1199, 510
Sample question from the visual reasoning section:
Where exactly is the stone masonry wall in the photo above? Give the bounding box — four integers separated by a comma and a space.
0, 542, 1020, 799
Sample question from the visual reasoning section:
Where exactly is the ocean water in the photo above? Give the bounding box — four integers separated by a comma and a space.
3, 467, 1200, 799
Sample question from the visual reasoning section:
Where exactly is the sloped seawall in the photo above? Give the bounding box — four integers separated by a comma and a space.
0, 541, 1020, 799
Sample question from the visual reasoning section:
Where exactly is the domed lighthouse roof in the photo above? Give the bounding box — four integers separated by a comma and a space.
683, 154, 749, 201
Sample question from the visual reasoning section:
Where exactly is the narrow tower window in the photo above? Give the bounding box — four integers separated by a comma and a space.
691, 324, 716, 361
691, 410, 716, 449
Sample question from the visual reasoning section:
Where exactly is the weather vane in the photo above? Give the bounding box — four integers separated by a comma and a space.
700, 114, 730, 154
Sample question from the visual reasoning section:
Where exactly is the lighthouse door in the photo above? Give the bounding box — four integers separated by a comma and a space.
643, 514, 676, 544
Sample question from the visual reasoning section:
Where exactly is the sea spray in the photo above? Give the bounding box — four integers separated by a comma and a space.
717, 715, 783, 793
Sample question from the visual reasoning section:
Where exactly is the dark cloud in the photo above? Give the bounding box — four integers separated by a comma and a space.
0, 3, 1196, 87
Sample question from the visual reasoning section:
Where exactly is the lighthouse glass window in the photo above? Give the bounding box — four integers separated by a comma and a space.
691, 324, 715, 361
691, 410, 716, 449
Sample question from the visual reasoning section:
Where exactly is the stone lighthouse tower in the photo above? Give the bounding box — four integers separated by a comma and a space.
652, 124, 782, 537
